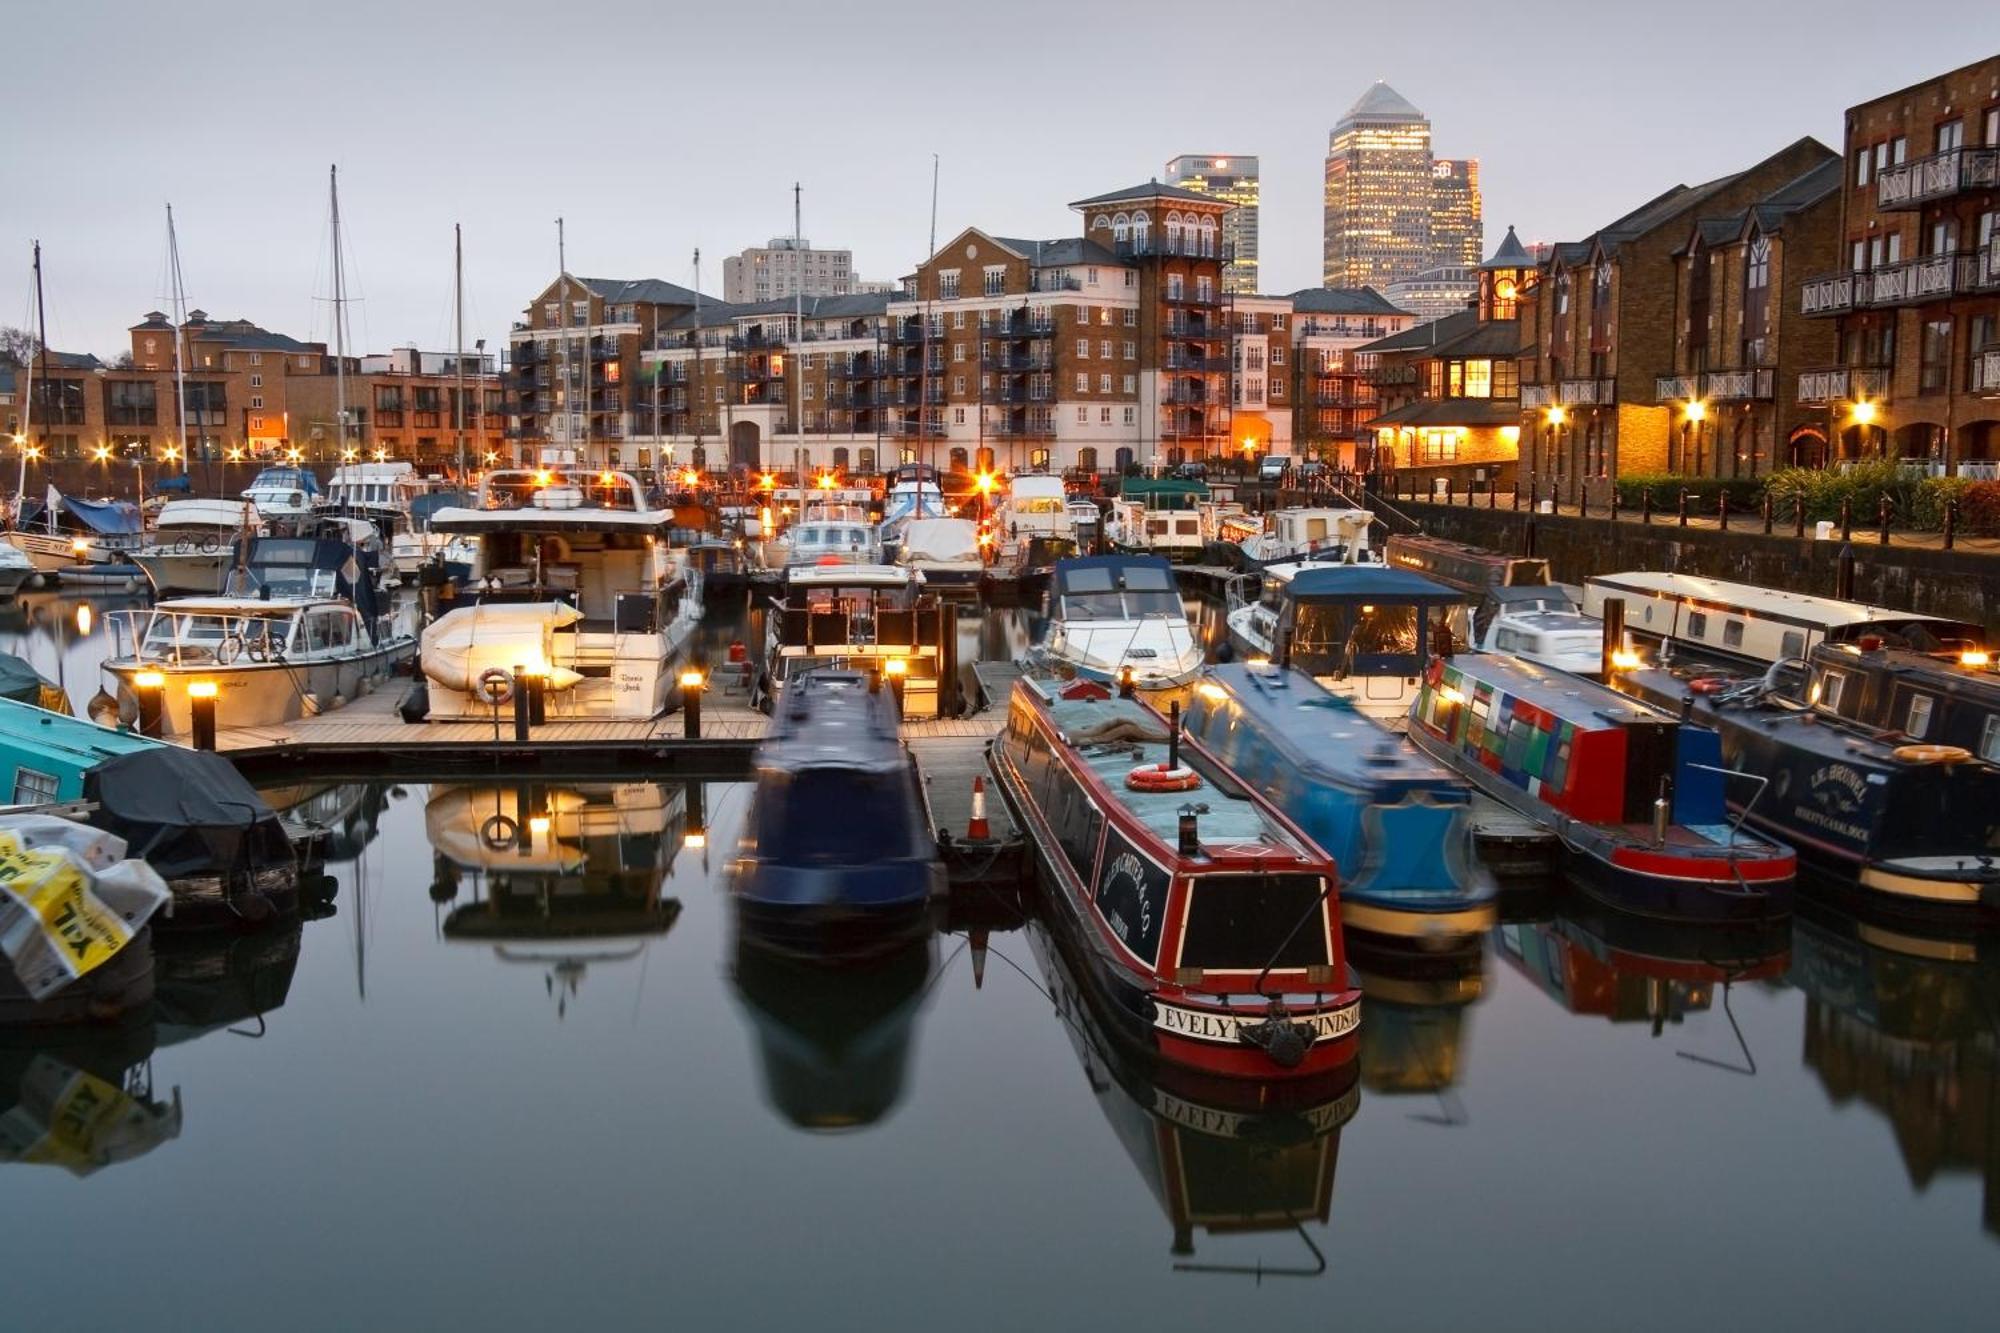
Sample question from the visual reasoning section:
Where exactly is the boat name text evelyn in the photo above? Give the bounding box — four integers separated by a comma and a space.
1152, 999, 1359, 1044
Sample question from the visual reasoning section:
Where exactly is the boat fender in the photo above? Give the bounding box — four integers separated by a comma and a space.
475, 667, 515, 706
1891, 743, 1971, 764
301, 692, 322, 716
1128, 763, 1200, 793
480, 814, 519, 851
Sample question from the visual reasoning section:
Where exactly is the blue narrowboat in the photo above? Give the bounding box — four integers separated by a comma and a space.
1184, 663, 1496, 945
733, 668, 944, 957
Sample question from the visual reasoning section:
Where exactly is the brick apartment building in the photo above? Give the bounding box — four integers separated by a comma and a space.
1796, 55, 2000, 472
1287, 287, 1418, 467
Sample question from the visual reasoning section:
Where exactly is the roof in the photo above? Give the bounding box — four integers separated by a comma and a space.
1480, 226, 1533, 271
38, 350, 103, 371
1585, 570, 1971, 630
761, 669, 903, 772
1279, 565, 1462, 602
1202, 664, 1461, 788
1053, 554, 1175, 587
1289, 286, 1409, 316
1069, 180, 1225, 209
990, 236, 1124, 267
1366, 397, 1521, 428
0, 696, 158, 767
1339, 81, 1426, 124
574, 276, 706, 306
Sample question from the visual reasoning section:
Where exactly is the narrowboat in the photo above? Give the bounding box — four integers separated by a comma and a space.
1616, 641, 2000, 923
1383, 533, 1550, 595
1225, 563, 1467, 723
1582, 570, 1983, 669
1028, 917, 1355, 1271
1035, 555, 1204, 691
989, 674, 1363, 1081
1348, 938, 1484, 1113
1104, 477, 1209, 563
757, 564, 955, 718
1185, 664, 1495, 946
1407, 654, 1797, 920
733, 669, 943, 958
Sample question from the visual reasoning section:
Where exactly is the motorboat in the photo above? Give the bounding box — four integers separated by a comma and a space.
1186, 663, 1496, 946
781, 504, 882, 573
1472, 584, 1605, 674
0, 543, 36, 598
990, 474, 1078, 582
893, 517, 983, 594
388, 488, 477, 583
1225, 563, 1467, 723
1035, 555, 1204, 691
1407, 652, 1797, 920
732, 668, 943, 957
130, 498, 262, 595
419, 469, 701, 721
6, 491, 145, 573
1104, 477, 1208, 563
878, 478, 946, 560
758, 564, 953, 718
321, 461, 428, 536
989, 674, 1363, 1081
1214, 506, 1375, 571
240, 465, 320, 524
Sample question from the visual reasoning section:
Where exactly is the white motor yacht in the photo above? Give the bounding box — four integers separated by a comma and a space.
131, 498, 263, 594
1035, 555, 1204, 690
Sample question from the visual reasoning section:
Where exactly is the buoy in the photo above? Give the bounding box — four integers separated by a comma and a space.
968, 775, 990, 840
1127, 762, 1200, 793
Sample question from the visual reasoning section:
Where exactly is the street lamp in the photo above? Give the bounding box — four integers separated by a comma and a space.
1685, 401, 1707, 423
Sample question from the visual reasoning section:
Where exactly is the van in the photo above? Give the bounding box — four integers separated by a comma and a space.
1258, 455, 1294, 482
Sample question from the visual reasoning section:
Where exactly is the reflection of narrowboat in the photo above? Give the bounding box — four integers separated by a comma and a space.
1185, 664, 1494, 946
1029, 920, 1355, 1272
990, 675, 1362, 1082
1789, 900, 2000, 1239
152, 920, 302, 1046
1619, 643, 2000, 924
734, 670, 942, 958
1348, 933, 1484, 1108
1409, 654, 1796, 921
731, 928, 935, 1131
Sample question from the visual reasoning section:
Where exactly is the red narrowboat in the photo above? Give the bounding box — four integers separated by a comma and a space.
989, 675, 1362, 1081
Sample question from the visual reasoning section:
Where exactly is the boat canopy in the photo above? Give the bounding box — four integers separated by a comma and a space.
1052, 555, 1182, 619
48, 491, 143, 535
898, 518, 980, 564
245, 466, 321, 496
1116, 478, 1208, 507
0, 657, 70, 714
1281, 566, 1461, 604
83, 746, 294, 882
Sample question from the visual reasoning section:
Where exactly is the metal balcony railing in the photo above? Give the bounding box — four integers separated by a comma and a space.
1876, 146, 2000, 211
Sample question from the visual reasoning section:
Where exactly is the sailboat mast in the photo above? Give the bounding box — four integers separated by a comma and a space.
793, 182, 804, 489
691, 247, 703, 472
16, 241, 41, 517
454, 223, 466, 480
165, 205, 193, 488
557, 218, 569, 468
329, 165, 350, 461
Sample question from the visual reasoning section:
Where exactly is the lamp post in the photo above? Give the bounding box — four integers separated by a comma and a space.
680, 668, 705, 738
188, 679, 218, 750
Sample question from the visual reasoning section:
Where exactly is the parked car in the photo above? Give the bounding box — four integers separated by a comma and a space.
1258, 455, 1294, 481
1170, 461, 1209, 481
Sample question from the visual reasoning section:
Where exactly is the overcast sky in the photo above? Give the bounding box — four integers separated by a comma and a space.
7, 0, 1997, 360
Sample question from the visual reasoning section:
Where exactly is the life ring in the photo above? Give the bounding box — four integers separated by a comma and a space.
1891, 743, 1971, 764
480, 814, 519, 850
1127, 762, 1201, 793
476, 667, 515, 706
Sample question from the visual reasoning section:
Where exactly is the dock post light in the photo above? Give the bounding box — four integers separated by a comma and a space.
883, 656, 908, 715
188, 679, 218, 751
511, 664, 530, 742
133, 670, 166, 739
1600, 597, 1627, 682
680, 668, 705, 739
70, 537, 88, 563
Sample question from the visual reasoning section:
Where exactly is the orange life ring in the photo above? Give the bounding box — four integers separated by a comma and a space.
1127, 762, 1200, 793
1891, 743, 1971, 764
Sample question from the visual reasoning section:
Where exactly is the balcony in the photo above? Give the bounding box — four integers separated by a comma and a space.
884, 321, 929, 345
992, 385, 1051, 404
1162, 287, 1220, 306
1654, 374, 1699, 403
1799, 271, 1855, 317
1164, 354, 1227, 372
1028, 274, 1082, 293
1796, 366, 1891, 405
1164, 317, 1223, 341
983, 318, 1055, 340
1113, 238, 1235, 263
1164, 386, 1210, 405
1876, 146, 2000, 211
1863, 252, 1973, 307
1704, 367, 1775, 401
982, 352, 1052, 372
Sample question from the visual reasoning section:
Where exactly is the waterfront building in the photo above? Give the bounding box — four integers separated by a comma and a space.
1286, 287, 1418, 468
722, 238, 857, 303
1166, 155, 1260, 294
1795, 56, 2000, 473
1516, 138, 1838, 505
1322, 84, 1484, 291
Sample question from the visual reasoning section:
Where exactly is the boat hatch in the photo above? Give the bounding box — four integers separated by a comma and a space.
1177, 873, 1330, 973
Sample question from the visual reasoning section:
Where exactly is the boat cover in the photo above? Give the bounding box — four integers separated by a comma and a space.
898, 518, 980, 564
152, 473, 193, 494
0, 654, 68, 713
50, 492, 143, 536
421, 603, 587, 694
82, 748, 294, 885
0, 813, 170, 1000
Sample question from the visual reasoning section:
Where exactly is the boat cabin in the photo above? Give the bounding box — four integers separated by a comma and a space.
1109, 478, 1209, 560
766, 565, 947, 717
241, 466, 320, 520
1249, 565, 1466, 683
1803, 641, 2000, 761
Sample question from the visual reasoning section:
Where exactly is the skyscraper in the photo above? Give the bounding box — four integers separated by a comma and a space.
1322, 83, 1483, 290
1165, 154, 1259, 294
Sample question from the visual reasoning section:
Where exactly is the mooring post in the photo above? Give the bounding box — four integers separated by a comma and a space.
1642, 487, 1653, 525
1718, 491, 1730, 531
682, 667, 704, 739
1677, 488, 1689, 527
1943, 499, 1957, 550
1840, 497, 1853, 542
1835, 543, 1856, 600
1794, 493, 1806, 540
512, 664, 530, 741
1878, 494, 1892, 545
1600, 596, 1626, 684
1762, 494, 1773, 535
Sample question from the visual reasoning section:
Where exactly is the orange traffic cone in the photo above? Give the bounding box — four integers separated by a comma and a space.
968, 775, 991, 841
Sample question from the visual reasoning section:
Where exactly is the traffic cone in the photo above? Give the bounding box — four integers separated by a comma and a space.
968, 775, 991, 841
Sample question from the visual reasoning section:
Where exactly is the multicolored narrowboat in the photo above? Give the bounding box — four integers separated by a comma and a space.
1184, 663, 1495, 946
1407, 654, 1797, 921
990, 674, 1362, 1081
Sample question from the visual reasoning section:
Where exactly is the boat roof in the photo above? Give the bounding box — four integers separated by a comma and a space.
1053, 554, 1175, 587
1117, 478, 1208, 499
1489, 584, 1581, 610
155, 498, 256, 527
786, 563, 916, 587
1502, 610, 1599, 634
761, 670, 904, 772
1201, 665, 1463, 787
149, 596, 338, 614
1271, 564, 1462, 602
1023, 677, 1317, 862
428, 505, 675, 534
0, 696, 162, 766
1587, 570, 1969, 630
1008, 475, 1066, 497
1435, 651, 1666, 728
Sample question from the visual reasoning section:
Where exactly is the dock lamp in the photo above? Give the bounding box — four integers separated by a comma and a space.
187, 679, 218, 751
133, 670, 166, 739
884, 656, 908, 714
680, 668, 706, 739
70, 537, 89, 564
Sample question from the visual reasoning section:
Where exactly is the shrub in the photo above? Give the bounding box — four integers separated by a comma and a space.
1956, 480, 2000, 536
1910, 476, 1975, 531
1613, 473, 1764, 514
1761, 461, 1916, 525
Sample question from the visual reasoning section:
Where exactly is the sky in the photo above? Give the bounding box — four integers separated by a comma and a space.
6, 0, 1998, 361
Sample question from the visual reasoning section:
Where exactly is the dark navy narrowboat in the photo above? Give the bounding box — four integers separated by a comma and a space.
1617, 643, 2000, 926
1184, 663, 1496, 947
989, 674, 1362, 1082
1407, 654, 1797, 921
733, 668, 944, 957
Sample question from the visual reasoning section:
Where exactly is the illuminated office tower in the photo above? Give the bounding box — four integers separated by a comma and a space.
1165, 154, 1260, 293
1431, 158, 1483, 269
1323, 83, 1435, 289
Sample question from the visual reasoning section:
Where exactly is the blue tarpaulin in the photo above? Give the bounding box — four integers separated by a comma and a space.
152, 473, 193, 494
51, 491, 142, 535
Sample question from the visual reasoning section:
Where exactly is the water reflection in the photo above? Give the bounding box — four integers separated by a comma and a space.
154, 921, 303, 1046
1791, 904, 2000, 1239
0, 1021, 181, 1175
1350, 935, 1485, 1125
427, 782, 688, 1017
1029, 919, 1357, 1275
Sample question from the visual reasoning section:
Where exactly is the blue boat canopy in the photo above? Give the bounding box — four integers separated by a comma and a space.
53, 491, 143, 535
152, 473, 194, 494
1283, 565, 1461, 603
1053, 554, 1174, 590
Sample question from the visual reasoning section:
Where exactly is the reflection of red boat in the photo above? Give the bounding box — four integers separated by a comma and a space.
991, 675, 1361, 1083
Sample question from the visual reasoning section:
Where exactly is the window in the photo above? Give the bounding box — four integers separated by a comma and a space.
952, 375, 965, 394
1086, 267, 1099, 285
953, 407, 966, 425
1100, 407, 1111, 424
1123, 307, 1136, 324
1780, 631, 1806, 659
1463, 359, 1492, 398
952, 310, 965, 329
545, 302, 560, 323
1075, 373, 1088, 394
953, 344, 966, 363
1076, 406, 1088, 424
11, 766, 59, 805
1905, 694, 1935, 738
1722, 620, 1745, 649
1077, 305, 1091, 323
1270, 344, 1284, 366
1687, 611, 1709, 639
1271, 379, 1284, 400
1121, 375, 1134, 393
1124, 272, 1136, 290
1076, 338, 1090, 359
571, 300, 588, 325
1122, 340, 1135, 360
252, 395, 264, 409
1099, 340, 1112, 359
983, 267, 1006, 297
1938, 120, 1964, 153
1246, 346, 1265, 372
1122, 407, 1135, 425
940, 270, 960, 299
803, 383, 815, 400
1821, 668, 1850, 710
1855, 148, 1871, 188
1196, 276, 1213, 303
1099, 374, 1112, 393
1981, 714, 2000, 762
1892, 135, 1908, 164
1921, 319, 1951, 392
1166, 274, 1184, 301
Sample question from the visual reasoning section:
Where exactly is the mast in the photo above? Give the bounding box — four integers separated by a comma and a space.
165, 206, 193, 489
557, 218, 569, 468
16, 241, 41, 519
329, 166, 350, 463
691, 247, 704, 473
454, 223, 466, 479
927, 154, 939, 500
793, 182, 804, 489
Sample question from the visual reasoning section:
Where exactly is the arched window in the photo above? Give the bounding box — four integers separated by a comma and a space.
1164, 212, 1184, 254
832, 447, 850, 469
1199, 217, 1217, 258
1132, 213, 1150, 253
1111, 212, 1130, 245
1076, 446, 1098, 473
1093, 214, 1111, 231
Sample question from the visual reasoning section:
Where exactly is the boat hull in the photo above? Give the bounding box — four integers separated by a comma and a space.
106, 638, 414, 737
132, 550, 231, 595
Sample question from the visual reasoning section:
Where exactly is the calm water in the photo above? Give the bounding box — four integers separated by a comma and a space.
1, 590, 1995, 1331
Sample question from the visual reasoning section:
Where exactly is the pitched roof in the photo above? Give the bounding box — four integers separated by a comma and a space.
38, 350, 103, 371
1360, 307, 1519, 361
1480, 225, 1534, 271
1361, 307, 1481, 353
1365, 397, 1521, 429
1069, 180, 1222, 209
1288, 286, 1410, 317
1339, 81, 1425, 124
575, 276, 706, 306
991, 236, 1124, 267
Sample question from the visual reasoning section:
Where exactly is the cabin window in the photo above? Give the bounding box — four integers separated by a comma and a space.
1686, 611, 1708, 639
1903, 694, 1934, 739
1980, 715, 2000, 763
1053, 785, 1103, 883
1177, 874, 1330, 970
1820, 669, 1850, 711
11, 767, 59, 805
1722, 620, 1745, 650
1780, 631, 1806, 659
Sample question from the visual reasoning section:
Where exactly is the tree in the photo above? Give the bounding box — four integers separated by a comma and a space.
110, 351, 134, 369
0, 326, 37, 365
